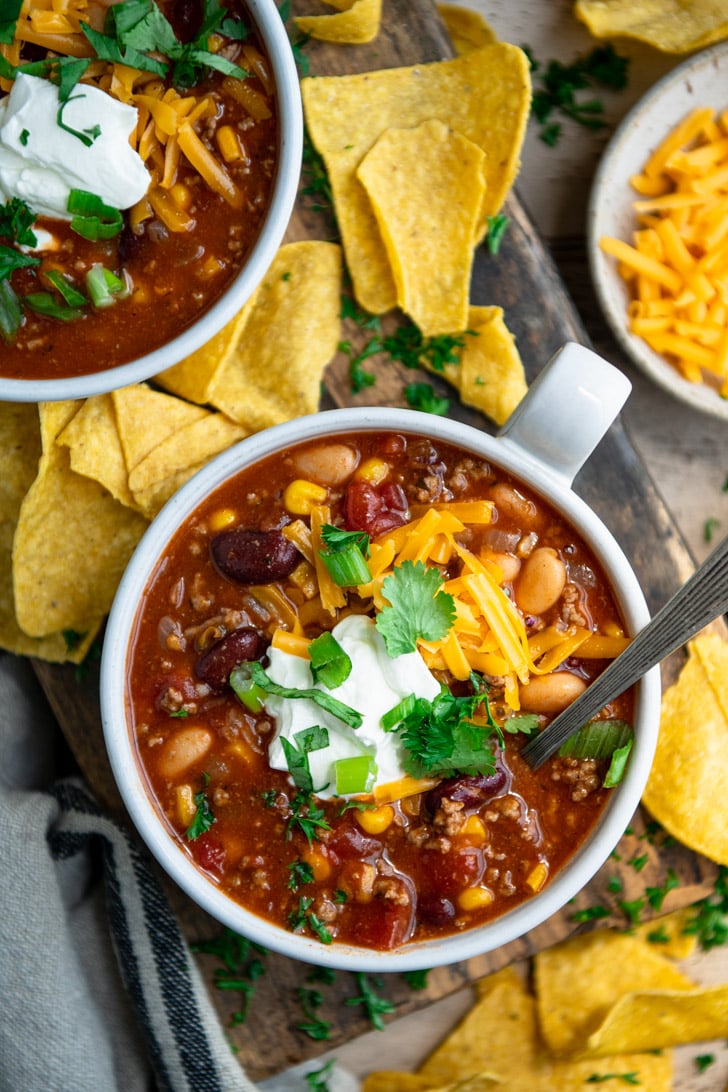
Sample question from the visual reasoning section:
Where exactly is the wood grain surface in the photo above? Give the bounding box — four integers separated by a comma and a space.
29, 0, 721, 1080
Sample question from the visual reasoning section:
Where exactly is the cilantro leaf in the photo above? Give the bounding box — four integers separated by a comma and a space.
375, 560, 455, 656
404, 381, 450, 416
0, 197, 37, 248
393, 686, 498, 778
186, 787, 215, 839
0, 244, 39, 281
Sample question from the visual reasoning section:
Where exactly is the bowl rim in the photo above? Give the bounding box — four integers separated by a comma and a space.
100, 407, 661, 971
587, 38, 728, 422
0, 0, 303, 404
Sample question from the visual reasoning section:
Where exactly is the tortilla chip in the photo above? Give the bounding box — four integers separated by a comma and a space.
356, 120, 486, 336
206, 241, 342, 431
418, 964, 672, 1091
642, 633, 728, 865
458, 305, 527, 424
301, 44, 531, 314
112, 384, 209, 476
294, 0, 382, 43
156, 302, 252, 405
575, 0, 728, 53
56, 394, 136, 509
437, 4, 497, 53
534, 930, 694, 1055
12, 402, 148, 639
361, 1074, 432, 1092
585, 983, 728, 1056
127, 413, 246, 519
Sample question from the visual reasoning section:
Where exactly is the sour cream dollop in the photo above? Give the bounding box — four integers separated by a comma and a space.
0, 73, 149, 219
266, 614, 442, 799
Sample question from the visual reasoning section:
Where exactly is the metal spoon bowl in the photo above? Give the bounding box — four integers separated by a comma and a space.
521, 533, 728, 769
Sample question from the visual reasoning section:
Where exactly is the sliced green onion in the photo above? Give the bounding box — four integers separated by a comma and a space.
320, 541, 372, 586
44, 269, 87, 308
250, 662, 362, 728
280, 725, 330, 794
67, 188, 123, 240
381, 693, 417, 731
335, 755, 377, 795
308, 631, 351, 690
558, 718, 633, 761
24, 291, 84, 322
0, 278, 22, 343
229, 663, 266, 713
85, 263, 128, 308
603, 740, 634, 788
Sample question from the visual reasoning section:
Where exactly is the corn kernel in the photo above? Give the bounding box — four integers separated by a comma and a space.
208, 507, 237, 532
226, 741, 253, 763
457, 885, 494, 912
303, 847, 331, 882
283, 479, 329, 515
355, 457, 389, 485
216, 124, 244, 163
356, 804, 394, 835
175, 784, 197, 827
170, 181, 193, 210
526, 861, 549, 893
460, 815, 487, 843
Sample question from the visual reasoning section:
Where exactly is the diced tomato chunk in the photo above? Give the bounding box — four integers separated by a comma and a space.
421, 847, 484, 895
190, 832, 226, 874
348, 897, 414, 950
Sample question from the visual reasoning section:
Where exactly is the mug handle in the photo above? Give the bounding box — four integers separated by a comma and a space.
497, 341, 631, 488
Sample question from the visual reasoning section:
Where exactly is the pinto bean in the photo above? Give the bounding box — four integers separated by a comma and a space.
519, 671, 587, 714
515, 546, 567, 615
210, 528, 300, 584
289, 443, 358, 486
158, 725, 213, 779
424, 766, 508, 817
195, 626, 266, 691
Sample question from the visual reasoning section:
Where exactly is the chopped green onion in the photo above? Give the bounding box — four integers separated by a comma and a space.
319, 541, 372, 586
281, 725, 329, 794
230, 662, 266, 713
0, 278, 22, 343
24, 291, 84, 322
604, 740, 634, 788
250, 662, 362, 728
335, 755, 377, 795
44, 269, 87, 308
85, 263, 128, 308
308, 631, 351, 690
558, 718, 633, 760
67, 188, 123, 240
381, 693, 417, 731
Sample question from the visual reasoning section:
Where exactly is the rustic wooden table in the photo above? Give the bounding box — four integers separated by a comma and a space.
318, 3, 728, 1089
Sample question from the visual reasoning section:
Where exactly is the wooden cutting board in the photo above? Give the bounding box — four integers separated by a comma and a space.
30, 0, 720, 1080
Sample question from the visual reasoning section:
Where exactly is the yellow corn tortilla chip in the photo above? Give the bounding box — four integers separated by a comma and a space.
112, 384, 209, 477
294, 0, 382, 43
418, 964, 672, 1091
56, 394, 136, 510
356, 120, 486, 337
128, 413, 246, 518
156, 302, 252, 405
585, 983, 728, 1056
437, 4, 497, 53
534, 929, 694, 1055
301, 44, 531, 314
207, 241, 342, 430
12, 402, 148, 639
575, 0, 728, 53
642, 633, 728, 865
0, 403, 98, 663
457, 305, 527, 425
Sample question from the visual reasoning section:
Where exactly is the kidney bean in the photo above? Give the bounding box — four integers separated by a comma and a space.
424, 765, 509, 817
210, 528, 300, 584
194, 626, 266, 691
417, 894, 456, 927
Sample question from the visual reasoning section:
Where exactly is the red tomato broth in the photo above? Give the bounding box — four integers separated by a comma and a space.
126, 431, 634, 951
0, 1, 278, 381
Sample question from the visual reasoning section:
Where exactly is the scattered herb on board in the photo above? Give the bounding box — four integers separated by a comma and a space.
704, 516, 721, 543
278, 1, 311, 76
402, 968, 430, 990
345, 972, 396, 1030
585, 1075, 640, 1086
617, 896, 645, 927
683, 866, 728, 949
296, 984, 333, 1040
301, 130, 336, 218
571, 903, 611, 924
305, 1059, 336, 1090
191, 928, 267, 1026
523, 43, 629, 146
486, 212, 510, 255
694, 1054, 716, 1074
404, 380, 450, 415
646, 868, 679, 912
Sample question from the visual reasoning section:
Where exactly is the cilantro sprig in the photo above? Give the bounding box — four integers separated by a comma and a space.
375, 560, 455, 656
390, 683, 499, 779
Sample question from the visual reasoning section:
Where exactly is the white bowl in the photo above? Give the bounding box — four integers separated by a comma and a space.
588, 40, 728, 421
0, 0, 302, 404
101, 344, 661, 972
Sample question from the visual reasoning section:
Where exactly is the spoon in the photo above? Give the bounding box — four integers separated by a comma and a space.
520, 532, 728, 769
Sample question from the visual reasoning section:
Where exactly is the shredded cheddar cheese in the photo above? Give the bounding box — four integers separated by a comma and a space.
600, 106, 728, 393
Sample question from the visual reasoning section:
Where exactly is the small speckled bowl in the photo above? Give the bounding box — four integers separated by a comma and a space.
588, 40, 728, 421
101, 343, 661, 972
0, 0, 302, 404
